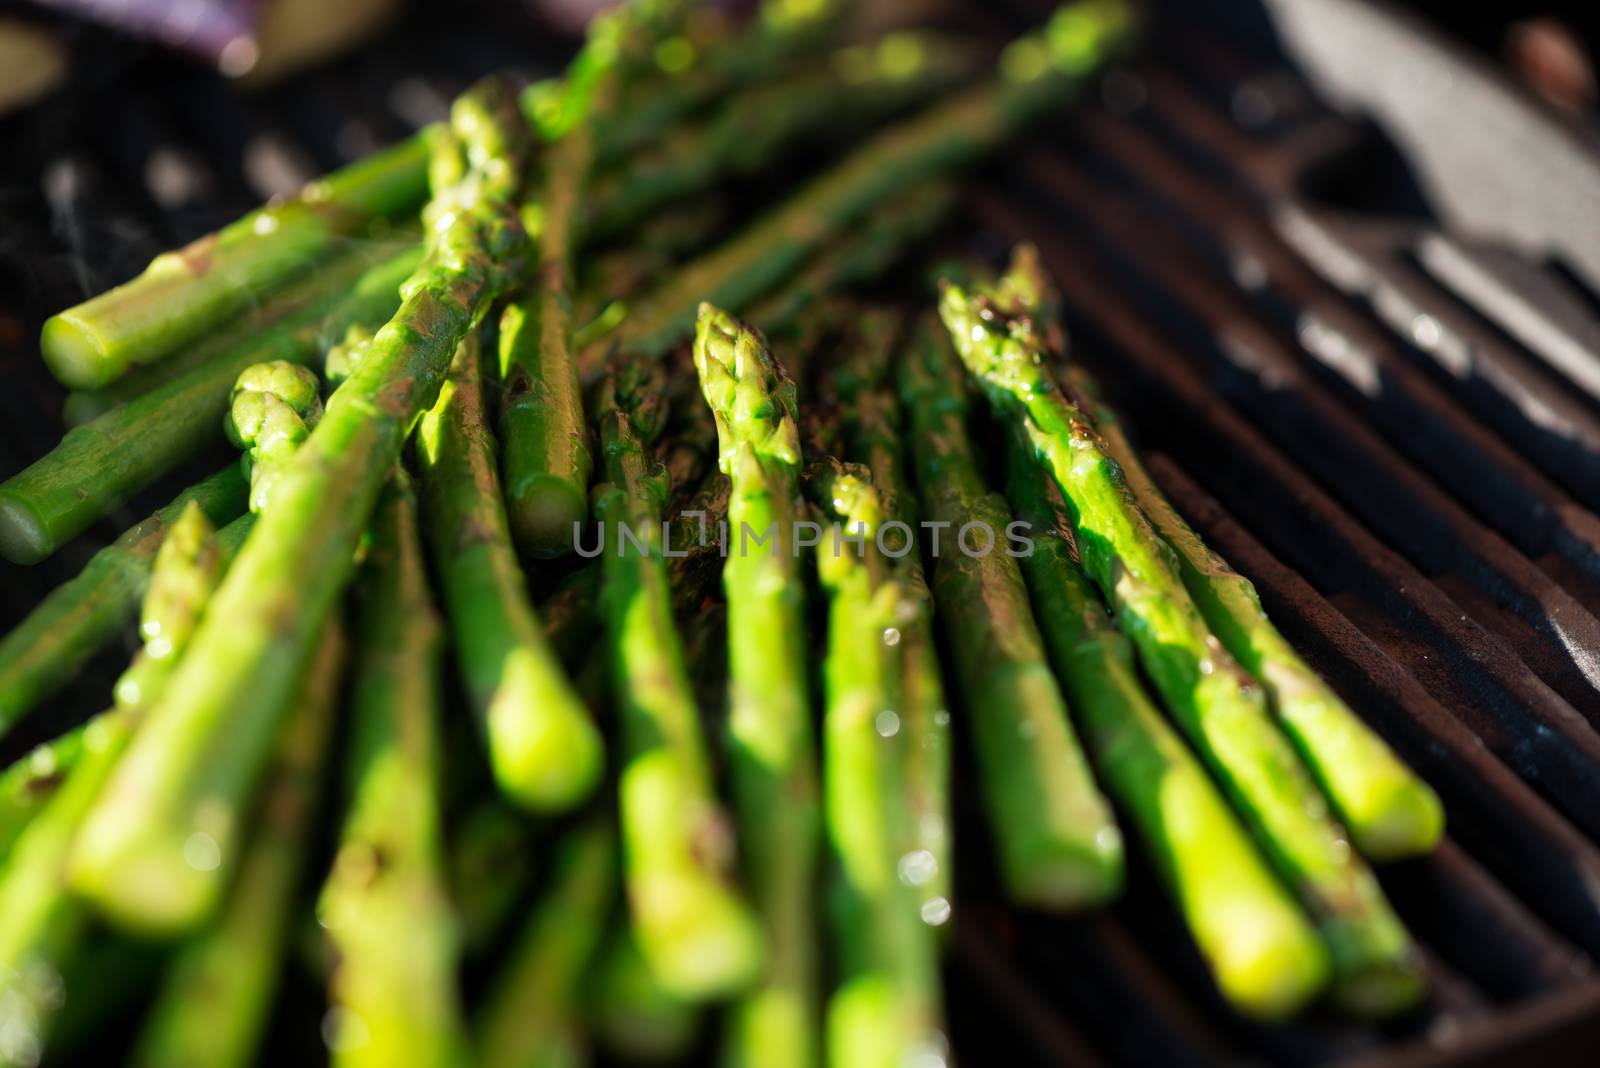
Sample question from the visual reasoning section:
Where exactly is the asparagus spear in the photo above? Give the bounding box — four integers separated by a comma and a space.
416, 333, 602, 811
132, 624, 343, 1068
317, 478, 470, 1068
939, 260, 1423, 1014
60, 232, 419, 427
1004, 423, 1330, 1019
587, 929, 702, 1065
1072, 371, 1443, 862
67, 76, 534, 934
827, 309, 952, 922
40, 138, 431, 390
691, 305, 819, 1068
806, 457, 946, 1068
0, 725, 89, 862
898, 312, 1122, 908
614, 0, 1139, 360
0, 467, 247, 729
476, 820, 616, 1068
0, 246, 421, 565
224, 361, 325, 514
0, 503, 226, 1066
593, 359, 765, 999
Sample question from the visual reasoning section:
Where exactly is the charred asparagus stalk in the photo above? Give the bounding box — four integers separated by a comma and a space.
317, 478, 470, 1068
593, 360, 764, 999
692, 304, 819, 1068
67, 77, 533, 934
416, 333, 602, 811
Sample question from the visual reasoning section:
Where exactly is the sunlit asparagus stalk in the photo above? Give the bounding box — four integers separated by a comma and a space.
940, 254, 1423, 1014
615, 0, 1139, 360
898, 312, 1122, 908
692, 305, 819, 1068
0, 245, 420, 565
0, 503, 226, 1068
132, 624, 344, 1068
67, 76, 534, 934
416, 332, 602, 811
317, 478, 470, 1068
1068, 369, 1443, 861
593, 359, 765, 999
807, 456, 945, 1068
476, 819, 617, 1068
0, 467, 248, 729
1004, 424, 1330, 1019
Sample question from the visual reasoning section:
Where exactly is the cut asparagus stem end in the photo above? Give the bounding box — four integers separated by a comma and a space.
507, 476, 590, 559
68, 829, 219, 936
41, 312, 115, 391
1005, 834, 1125, 911
637, 886, 766, 1000
0, 492, 49, 565
1348, 784, 1446, 863
1330, 955, 1428, 1018
1213, 916, 1332, 1022
487, 676, 604, 811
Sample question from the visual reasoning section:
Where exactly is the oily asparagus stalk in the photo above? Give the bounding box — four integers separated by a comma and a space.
40, 138, 431, 390
939, 262, 1424, 1015
1072, 370, 1444, 862
614, 0, 1139, 360
807, 457, 945, 1068
0, 246, 421, 565
224, 361, 325, 514
67, 76, 534, 934
61, 232, 419, 427
415, 333, 602, 811
317, 479, 470, 1068
0, 467, 247, 729
0, 503, 226, 1067
827, 309, 952, 922
692, 305, 819, 1068
1004, 423, 1331, 1019
476, 819, 617, 1068
132, 625, 344, 1068
898, 312, 1122, 908
593, 360, 764, 999
587, 929, 702, 1065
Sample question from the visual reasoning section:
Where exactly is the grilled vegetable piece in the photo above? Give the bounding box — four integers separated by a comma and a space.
692, 304, 819, 1068
807, 456, 945, 1068
133, 625, 343, 1068
67, 76, 534, 935
593, 360, 764, 999
224, 361, 325, 514
898, 312, 1121, 909
1005, 422, 1330, 1019
1073, 369, 1443, 862
0, 504, 227, 1065
476, 820, 617, 1068
416, 334, 602, 811
317, 479, 469, 1068
0, 468, 248, 730
940, 251, 1423, 1015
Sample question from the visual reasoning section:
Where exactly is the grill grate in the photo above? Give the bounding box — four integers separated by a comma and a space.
3, 1, 1600, 1065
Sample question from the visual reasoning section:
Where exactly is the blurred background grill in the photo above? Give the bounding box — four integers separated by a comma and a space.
4, 0, 1600, 1064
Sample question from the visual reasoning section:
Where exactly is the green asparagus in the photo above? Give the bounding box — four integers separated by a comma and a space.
0, 503, 226, 1066
940, 254, 1423, 1014
318, 478, 470, 1068
692, 304, 819, 1068
1073, 369, 1444, 862
898, 312, 1122, 908
0, 246, 421, 565
807, 456, 945, 1068
66, 76, 533, 934
224, 361, 325, 514
593, 360, 764, 999
1005, 421, 1330, 1019
416, 332, 602, 811
132, 624, 344, 1068
0, 467, 247, 729
587, 929, 702, 1064
476, 820, 617, 1068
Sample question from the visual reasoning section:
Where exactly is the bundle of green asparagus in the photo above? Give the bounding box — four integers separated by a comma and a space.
0, 0, 1452, 1064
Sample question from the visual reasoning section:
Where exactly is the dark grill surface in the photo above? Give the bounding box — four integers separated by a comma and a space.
4, 1, 1600, 1065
